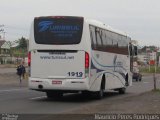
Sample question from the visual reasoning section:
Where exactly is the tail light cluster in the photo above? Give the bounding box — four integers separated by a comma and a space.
28, 52, 31, 67
85, 52, 89, 69
28, 52, 31, 77
85, 52, 89, 77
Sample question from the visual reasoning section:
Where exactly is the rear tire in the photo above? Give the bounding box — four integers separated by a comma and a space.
95, 86, 104, 99
94, 76, 105, 99
125, 74, 129, 86
118, 88, 126, 94
82, 91, 91, 97
46, 91, 63, 99
139, 77, 142, 81
139, 75, 142, 81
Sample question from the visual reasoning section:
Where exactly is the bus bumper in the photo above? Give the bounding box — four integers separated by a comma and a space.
29, 77, 90, 92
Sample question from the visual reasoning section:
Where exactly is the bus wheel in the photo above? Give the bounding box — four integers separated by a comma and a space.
95, 79, 105, 99
46, 91, 63, 99
125, 75, 129, 86
82, 91, 91, 97
94, 87, 104, 99
118, 88, 126, 94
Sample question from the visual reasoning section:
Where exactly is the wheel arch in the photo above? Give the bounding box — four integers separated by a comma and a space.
89, 73, 106, 91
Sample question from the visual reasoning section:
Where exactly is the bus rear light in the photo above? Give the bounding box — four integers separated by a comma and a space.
28, 52, 31, 66
85, 52, 89, 69
85, 52, 89, 77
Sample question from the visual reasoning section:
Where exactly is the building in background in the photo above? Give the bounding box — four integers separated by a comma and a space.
0, 40, 11, 64
138, 45, 159, 66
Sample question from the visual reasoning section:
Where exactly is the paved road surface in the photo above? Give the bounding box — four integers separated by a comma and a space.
0, 67, 28, 74
0, 68, 160, 114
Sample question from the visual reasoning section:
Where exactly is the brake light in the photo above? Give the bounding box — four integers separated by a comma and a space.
28, 52, 31, 66
85, 52, 89, 69
85, 52, 89, 78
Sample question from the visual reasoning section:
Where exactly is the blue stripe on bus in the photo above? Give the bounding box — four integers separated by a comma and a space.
92, 56, 126, 71
91, 61, 125, 85
97, 72, 125, 86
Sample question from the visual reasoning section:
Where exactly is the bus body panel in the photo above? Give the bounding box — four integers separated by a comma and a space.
89, 50, 130, 91
31, 50, 85, 79
29, 17, 92, 91
29, 78, 90, 91
29, 16, 132, 93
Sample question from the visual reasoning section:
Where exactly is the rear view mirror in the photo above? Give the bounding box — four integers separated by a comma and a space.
129, 44, 133, 56
134, 46, 138, 56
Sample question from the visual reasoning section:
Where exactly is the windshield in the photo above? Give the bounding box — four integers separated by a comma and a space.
34, 16, 84, 45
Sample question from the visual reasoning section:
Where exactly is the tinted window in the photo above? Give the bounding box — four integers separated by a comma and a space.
89, 25, 97, 49
89, 25, 129, 55
34, 16, 84, 44
96, 28, 102, 46
102, 30, 106, 46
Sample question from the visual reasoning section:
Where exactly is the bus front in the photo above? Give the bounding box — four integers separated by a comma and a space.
28, 16, 90, 97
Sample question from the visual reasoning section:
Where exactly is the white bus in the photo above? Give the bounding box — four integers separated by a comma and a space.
28, 16, 136, 99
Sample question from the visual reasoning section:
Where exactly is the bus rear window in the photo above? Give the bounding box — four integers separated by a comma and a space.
34, 16, 84, 45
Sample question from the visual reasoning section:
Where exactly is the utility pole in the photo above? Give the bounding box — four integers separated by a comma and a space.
0, 25, 5, 40
3, 32, 6, 40
153, 47, 157, 90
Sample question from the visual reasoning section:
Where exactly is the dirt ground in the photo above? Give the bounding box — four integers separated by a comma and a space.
64, 91, 160, 114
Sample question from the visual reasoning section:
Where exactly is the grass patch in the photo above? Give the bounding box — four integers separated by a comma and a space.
152, 89, 160, 93
139, 66, 160, 73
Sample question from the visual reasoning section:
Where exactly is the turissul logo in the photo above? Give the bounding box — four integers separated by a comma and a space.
38, 21, 53, 32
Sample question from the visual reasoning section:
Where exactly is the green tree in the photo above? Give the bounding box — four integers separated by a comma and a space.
14, 37, 29, 58
17, 37, 28, 49
6, 41, 15, 57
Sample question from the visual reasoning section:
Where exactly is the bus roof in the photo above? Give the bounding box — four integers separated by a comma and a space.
85, 18, 129, 37
33, 16, 130, 38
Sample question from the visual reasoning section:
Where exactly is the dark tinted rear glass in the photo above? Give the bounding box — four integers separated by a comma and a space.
34, 16, 84, 44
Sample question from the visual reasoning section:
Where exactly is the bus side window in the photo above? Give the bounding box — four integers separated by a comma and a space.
89, 25, 97, 50
99, 29, 103, 46
95, 27, 102, 49
112, 32, 118, 47
107, 31, 113, 46
102, 30, 107, 48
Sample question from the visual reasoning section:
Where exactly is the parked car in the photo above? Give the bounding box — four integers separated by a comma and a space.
132, 67, 142, 81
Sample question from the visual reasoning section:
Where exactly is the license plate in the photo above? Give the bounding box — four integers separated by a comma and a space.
52, 81, 62, 84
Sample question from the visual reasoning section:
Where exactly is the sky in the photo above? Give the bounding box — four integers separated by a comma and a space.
0, 0, 160, 46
